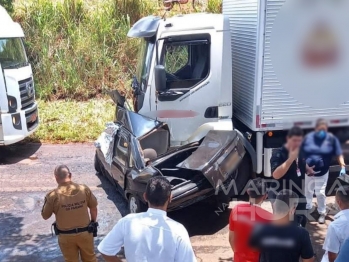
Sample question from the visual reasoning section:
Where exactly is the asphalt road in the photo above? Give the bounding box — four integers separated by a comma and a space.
0, 143, 340, 262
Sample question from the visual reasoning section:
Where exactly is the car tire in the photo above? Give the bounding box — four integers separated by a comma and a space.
94, 152, 102, 174
128, 194, 147, 214
233, 155, 253, 195
222, 155, 252, 197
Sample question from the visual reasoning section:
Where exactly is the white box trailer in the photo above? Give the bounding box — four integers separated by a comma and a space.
223, 0, 349, 131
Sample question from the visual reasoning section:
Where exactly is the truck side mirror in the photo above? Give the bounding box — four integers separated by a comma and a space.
154, 65, 167, 93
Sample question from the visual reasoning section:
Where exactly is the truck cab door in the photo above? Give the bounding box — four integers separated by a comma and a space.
152, 34, 219, 145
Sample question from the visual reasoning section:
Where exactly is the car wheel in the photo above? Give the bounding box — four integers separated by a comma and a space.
234, 155, 253, 195
128, 194, 147, 214
221, 155, 252, 197
94, 152, 102, 174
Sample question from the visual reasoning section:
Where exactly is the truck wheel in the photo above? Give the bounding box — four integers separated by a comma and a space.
94, 152, 102, 174
128, 194, 147, 214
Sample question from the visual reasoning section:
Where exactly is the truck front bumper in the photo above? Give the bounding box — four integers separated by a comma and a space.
0, 102, 39, 145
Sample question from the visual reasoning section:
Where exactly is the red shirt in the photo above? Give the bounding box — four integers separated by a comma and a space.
229, 203, 273, 262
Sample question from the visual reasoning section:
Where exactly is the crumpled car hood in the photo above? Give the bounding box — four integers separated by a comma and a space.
177, 130, 245, 189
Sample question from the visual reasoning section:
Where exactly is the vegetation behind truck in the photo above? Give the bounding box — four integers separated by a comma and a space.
0, 5, 39, 145
127, 0, 349, 181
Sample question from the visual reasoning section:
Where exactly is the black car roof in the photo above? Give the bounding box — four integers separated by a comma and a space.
116, 107, 163, 138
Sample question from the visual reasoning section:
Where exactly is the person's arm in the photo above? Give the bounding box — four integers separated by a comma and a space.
305, 164, 315, 176
98, 219, 125, 260
174, 226, 197, 262
89, 207, 97, 222
100, 255, 122, 262
229, 231, 235, 251
300, 229, 315, 262
338, 155, 345, 167
333, 137, 346, 174
85, 186, 98, 221
41, 192, 55, 220
328, 252, 337, 262
228, 208, 236, 251
271, 148, 298, 179
335, 238, 349, 262
101, 255, 122, 262
323, 224, 340, 261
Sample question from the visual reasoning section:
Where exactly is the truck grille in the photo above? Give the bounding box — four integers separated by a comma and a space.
19, 77, 35, 110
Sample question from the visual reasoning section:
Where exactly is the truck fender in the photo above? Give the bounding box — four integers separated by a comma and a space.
186, 121, 257, 173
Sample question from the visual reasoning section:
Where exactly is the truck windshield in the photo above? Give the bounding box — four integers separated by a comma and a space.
0, 38, 28, 69
136, 39, 154, 92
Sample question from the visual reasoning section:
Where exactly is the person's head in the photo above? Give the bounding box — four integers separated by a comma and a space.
274, 190, 299, 220
286, 126, 304, 150
144, 176, 172, 210
247, 178, 268, 204
54, 165, 72, 184
314, 118, 328, 140
336, 186, 349, 210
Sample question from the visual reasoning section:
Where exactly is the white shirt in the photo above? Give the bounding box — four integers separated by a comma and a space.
98, 208, 197, 262
322, 209, 349, 262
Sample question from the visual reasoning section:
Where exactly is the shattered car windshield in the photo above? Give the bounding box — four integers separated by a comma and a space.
135, 39, 154, 92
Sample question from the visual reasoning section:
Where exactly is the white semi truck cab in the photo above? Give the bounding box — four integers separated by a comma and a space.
127, 0, 349, 177
0, 6, 39, 145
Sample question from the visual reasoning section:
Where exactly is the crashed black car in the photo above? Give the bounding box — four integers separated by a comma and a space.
94, 92, 247, 213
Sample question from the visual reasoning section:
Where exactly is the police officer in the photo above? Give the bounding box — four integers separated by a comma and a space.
41, 165, 98, 262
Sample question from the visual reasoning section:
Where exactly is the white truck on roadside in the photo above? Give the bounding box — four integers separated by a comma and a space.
0, 5, 39, 145
126, 0, 349, 180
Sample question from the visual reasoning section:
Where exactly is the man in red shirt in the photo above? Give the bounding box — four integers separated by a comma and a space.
229, 178, 273, 262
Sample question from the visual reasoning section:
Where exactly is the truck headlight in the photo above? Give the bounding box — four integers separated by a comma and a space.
7, 96, 17, 112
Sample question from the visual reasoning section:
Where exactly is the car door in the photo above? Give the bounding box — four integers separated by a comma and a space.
110, 130, 130, 189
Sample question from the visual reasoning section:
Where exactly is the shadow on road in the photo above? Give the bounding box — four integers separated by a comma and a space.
0, 212, 62, 261
169, 199, 231, 237
95, 172, 129, 217
0, 212, 109, 262
0, 143, 42, 165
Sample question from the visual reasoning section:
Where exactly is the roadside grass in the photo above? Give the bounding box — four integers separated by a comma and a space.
13, 0, 158, 100
12, 0, 221, 101
30, 99, 115, 143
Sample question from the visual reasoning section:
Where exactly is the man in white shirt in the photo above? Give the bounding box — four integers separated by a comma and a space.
98, 176, 197, 262
322, 185, 349, 262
